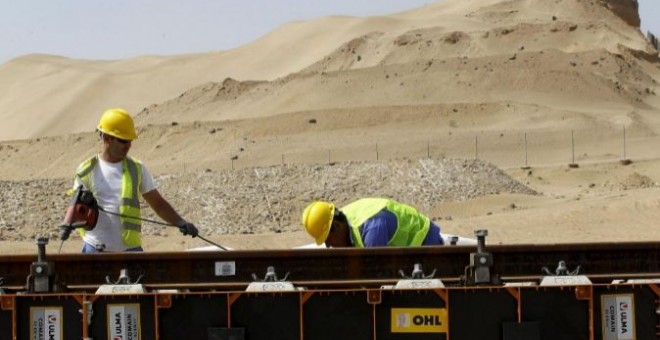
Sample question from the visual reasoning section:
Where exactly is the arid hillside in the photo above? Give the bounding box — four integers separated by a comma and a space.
0, 0, 657, 179
0, 0, 656, 142
0, 0, 659, 254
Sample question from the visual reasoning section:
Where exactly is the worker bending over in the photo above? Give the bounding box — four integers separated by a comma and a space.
302, 198, 443, 247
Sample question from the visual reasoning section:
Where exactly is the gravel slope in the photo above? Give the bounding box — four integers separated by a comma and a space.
0, 158, 536, 242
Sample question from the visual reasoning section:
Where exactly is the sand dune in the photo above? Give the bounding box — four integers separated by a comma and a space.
0, 0, 655, 141
0, 0, 659, 253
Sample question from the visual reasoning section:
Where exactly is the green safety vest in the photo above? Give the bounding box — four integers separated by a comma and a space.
341, 198, 430, 247
75, 155, 143, 247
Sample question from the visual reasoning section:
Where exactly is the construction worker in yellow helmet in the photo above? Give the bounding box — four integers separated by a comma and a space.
302, 198, 443, 247
66, 108, 198, 253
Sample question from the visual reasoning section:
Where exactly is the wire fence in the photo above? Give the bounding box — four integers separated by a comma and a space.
168, 125, 659, 174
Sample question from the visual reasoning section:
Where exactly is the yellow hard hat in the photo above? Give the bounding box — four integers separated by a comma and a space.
302, 201, 335, 245
97, 108, 138, 141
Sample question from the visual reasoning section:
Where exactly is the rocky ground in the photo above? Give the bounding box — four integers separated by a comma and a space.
0, 158, 536, 243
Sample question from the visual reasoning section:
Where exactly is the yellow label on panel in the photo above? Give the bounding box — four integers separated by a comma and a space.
391, 308, 448, 333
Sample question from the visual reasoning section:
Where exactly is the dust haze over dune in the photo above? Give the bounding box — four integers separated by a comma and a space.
0, 0, 659, 253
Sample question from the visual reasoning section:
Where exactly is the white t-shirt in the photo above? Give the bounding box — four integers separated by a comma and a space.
73, 155, 155, 251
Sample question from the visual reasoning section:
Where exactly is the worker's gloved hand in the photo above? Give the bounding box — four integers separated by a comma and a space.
177, 221, 198, 238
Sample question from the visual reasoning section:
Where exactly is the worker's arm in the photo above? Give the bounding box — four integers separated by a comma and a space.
142, 189, 198, 237
142, 189, 184, 225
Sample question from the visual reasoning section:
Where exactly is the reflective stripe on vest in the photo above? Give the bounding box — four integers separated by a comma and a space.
341, 198, 430, 247
119, 158, 142, 231
76, 155, 143, 247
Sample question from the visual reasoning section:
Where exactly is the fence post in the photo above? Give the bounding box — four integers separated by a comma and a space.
621, 125, 632, 165
623, 125, 627, 160
569, 130, 578, 168
376, 144, 379, 161
475, 136, 478, 160
522, 132, 530, 169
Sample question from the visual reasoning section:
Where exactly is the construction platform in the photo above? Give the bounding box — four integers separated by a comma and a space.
1, 235, 659, 339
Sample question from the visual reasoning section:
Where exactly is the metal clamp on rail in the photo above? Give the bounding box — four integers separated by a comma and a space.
96, 268, 146, 294
26, 237, 65, 293
383, 263, 444, 289
246, 266, 301, 292
460, 230, 502, 286
540, 260, 591, 286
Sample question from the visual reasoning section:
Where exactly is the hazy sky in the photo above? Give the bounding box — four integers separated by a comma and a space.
1, 0, 658, 64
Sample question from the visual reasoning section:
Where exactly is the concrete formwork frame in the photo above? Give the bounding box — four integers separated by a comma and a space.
1, 283, 659, 340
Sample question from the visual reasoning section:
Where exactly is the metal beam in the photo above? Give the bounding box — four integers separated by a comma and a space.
0, 242, 659, 288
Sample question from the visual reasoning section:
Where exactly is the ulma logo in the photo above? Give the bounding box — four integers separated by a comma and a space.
601, 294, 635, 340
30, 307, 61, 340
108, 304, 140, 340
619, 302, 630, 334
47, 314, 58, 339
391, 308, 447, 333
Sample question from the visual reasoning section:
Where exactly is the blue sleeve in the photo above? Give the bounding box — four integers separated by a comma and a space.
361, 210, 398, 247
422, 221, 443, 245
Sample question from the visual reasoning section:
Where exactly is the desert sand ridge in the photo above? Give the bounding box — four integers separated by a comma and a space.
0, 0, 659, 254
0, 0, 656, 141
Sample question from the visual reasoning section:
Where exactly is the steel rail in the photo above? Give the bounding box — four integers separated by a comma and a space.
5, 272, 660, 295
1, 241, 659, 288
